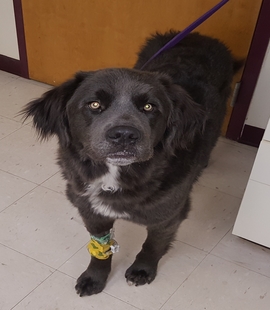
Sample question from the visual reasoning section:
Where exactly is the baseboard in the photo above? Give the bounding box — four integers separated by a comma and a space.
0, 54, 23, 76
238, 124, 265, 147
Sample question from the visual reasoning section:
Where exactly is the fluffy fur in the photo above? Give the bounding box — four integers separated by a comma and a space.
22, 31, 239, 296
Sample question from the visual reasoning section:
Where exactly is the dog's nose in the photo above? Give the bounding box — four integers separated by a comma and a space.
106, 126, 141, 145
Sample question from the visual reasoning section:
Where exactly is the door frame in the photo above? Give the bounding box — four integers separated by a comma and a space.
226, 0, 270, 146
0, 0, 29, 78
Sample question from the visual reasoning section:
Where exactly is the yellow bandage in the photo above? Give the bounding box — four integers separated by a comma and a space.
87, 238, 119, 260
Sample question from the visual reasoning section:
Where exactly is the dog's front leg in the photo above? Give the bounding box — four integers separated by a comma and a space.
75, 216, 115, 296
125, 218, 182, 286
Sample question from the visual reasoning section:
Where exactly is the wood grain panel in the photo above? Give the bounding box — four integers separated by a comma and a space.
22, 0, 262, 84
21, 0, 262, 134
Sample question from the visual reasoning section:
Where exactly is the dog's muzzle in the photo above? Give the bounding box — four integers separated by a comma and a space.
105, 126, 141, 166
105, 126, 141, 145
104, 125, 152, 166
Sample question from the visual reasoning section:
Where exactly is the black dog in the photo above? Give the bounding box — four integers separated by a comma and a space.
22, 31, 240, 296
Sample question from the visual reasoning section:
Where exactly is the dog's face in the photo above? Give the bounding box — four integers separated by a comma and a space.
22, 68, 204, 165
66, 69, 172, 165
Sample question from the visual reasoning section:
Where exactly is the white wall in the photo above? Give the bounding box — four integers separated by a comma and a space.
245, 40, 270, 130
0, 0, 20, 60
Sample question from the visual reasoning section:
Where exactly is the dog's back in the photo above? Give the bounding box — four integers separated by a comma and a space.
135, 31, 236, 110
135, 31, 238, 159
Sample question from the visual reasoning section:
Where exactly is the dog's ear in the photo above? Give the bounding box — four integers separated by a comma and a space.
21, 71, 88, 146
163, 82, 206, 154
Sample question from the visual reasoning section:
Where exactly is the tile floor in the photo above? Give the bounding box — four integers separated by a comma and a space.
0, 70, 270, 310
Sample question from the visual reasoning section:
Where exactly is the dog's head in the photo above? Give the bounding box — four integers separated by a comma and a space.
22, 68, 205, 166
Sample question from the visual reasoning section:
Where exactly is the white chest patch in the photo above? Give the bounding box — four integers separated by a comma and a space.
100, 164, 120, 193
83, 164, 129, 219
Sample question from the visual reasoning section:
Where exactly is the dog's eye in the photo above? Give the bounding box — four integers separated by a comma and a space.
89, 101, 101, 110
143, 103, 154, 112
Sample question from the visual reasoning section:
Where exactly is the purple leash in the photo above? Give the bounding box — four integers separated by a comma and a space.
140, 0, 229, 69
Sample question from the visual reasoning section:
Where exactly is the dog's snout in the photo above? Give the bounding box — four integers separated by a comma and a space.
106, 126, 141, 145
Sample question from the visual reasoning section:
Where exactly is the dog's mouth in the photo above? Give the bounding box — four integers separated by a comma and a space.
106, 151, 137, 166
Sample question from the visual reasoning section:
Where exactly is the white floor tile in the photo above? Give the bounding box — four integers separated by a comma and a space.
0, 244, 54, 310
176, 183, 241, 252
0, 186, 88, 269
41, 171, 66, 195
0, 115, 23, 140
0, 70, 19, 87
212, 229, 270, 277
0, 170, 36, 212
0, 76, 50, 121
161, 255, 270, 310
198, 139, 257, 198
13, 271, 138, 310
0, 126, 59, 184
105, 243, 206, 310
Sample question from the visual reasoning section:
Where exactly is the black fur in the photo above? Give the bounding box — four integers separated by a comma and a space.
21, 31, 239, 296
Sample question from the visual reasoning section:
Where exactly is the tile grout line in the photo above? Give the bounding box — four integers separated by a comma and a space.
195, 180, 245, 200
0, 172, 62, 216
172, 237, 210, 254
0, 242, 57, 271
55, 242, 89, 278
249, 177, 270, 187
158, 251, 211, 310
39, 184, 65, 196
209, 224, 270, 280
209, 223, 235, 252
103, 291, 142, 310
0, 122, 27, 141
158, 224, 245, 309
210, 250, 270, 280
0, 184, 40, 214
9, 264, 142, 310
10, 270, 59, 310
0, 167, 39, 185
0, 167, 61, 189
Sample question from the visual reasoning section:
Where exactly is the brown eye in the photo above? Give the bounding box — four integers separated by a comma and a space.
89, 101, 101, 110
143, 103, 153, 112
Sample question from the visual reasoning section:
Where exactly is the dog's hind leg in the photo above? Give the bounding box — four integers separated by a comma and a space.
75, 216, 115, 296
125, 200, 189, 286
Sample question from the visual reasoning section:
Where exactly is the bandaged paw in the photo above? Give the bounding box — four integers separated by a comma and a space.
87, 229, 119, 259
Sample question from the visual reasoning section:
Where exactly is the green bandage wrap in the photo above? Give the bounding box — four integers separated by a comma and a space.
91, 232, 112, 245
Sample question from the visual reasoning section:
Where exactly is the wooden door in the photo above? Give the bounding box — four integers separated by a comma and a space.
21, 0, 263, 134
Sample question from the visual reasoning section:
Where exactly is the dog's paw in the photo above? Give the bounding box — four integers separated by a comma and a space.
125, 266, 157, 286
75, 272, 106, 297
